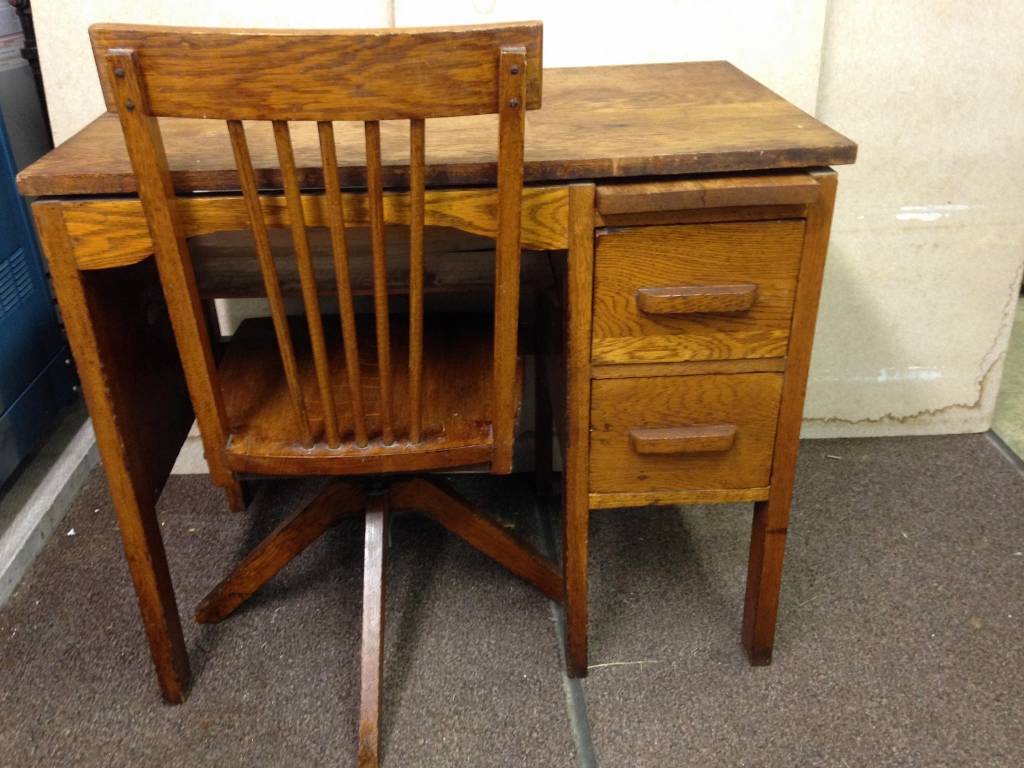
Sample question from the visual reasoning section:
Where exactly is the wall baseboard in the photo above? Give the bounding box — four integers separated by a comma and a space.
0, 405, 98, 607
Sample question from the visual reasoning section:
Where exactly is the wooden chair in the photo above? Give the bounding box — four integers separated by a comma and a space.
95, 22, 558, 767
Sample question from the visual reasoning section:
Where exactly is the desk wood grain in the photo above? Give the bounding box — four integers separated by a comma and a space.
18, 62, 855, 197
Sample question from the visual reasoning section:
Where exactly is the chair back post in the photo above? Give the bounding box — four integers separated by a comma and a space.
105, 49, 237, 491
490, 46, 527, 474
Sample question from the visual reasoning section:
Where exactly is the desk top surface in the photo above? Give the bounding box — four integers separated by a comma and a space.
18, 61, 856, 198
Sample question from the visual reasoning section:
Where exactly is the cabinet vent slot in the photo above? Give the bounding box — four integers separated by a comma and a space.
0, 248, 34, 321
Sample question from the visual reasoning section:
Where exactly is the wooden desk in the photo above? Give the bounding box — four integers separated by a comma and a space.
17, 61, 855, 700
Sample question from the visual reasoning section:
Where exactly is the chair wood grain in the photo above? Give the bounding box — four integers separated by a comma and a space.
98, 23, 555, 765
106, 24, 535, 458
216, 316, 516, 475
106, 49, 244, 510
318, 121, 368, 446
194, 481, 366, 624
91, 23, 542, 121
227, 119, 311, 444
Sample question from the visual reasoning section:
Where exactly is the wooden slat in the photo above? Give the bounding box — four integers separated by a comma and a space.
227, 120, 311, 445
408, 118, 425, 443
273, 120, 339, 447
590, 358, 787, 379
595, 173, 820, 215
60, 185, 571, 271
594, 204, 809, 229
18, 63, 857, 198
490, 47, 527, 474
589, 487, 771, 509
90, 23, 543, 121
365, 120, 394, 445
317, 120, 367, 446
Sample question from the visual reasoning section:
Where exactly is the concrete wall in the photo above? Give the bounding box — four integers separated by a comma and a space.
394, 1, 826, 113
30, 0, 1024, 442
804, 0, 1024, 436
34, 1, 390, 146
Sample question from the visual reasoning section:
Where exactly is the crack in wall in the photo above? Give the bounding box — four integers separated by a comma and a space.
806, 258, 1024, 427
803, 358, 998, 426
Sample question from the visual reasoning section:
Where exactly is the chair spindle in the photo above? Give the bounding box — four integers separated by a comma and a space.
317, 121, 369, 447
408, 119, 426, 444
364, 120, 394, 445
227, 119, 313, 446
273, 120, 340, 448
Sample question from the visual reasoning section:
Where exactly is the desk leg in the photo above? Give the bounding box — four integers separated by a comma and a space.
564, 185, 595, 678
742, 171, 837, 664
34, 203, 194, 703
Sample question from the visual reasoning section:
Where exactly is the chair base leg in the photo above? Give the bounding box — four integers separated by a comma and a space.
221, 477, 260, 513
357, 495, 389, 768
195, 481, 365, 623
390, 477, 563, 603
195, 475, 564, 765
222, 481, 248, 513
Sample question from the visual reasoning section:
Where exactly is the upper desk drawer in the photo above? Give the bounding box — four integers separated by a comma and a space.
592, 220, 806, 364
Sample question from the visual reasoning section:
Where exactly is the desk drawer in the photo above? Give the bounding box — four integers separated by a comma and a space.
592, 221, 805, 364
589, 372, 783, 493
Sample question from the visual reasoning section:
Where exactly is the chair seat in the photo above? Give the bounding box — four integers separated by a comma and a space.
218, 314, 522, 476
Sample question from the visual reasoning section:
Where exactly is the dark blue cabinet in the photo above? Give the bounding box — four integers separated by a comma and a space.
0, 105, 75, 486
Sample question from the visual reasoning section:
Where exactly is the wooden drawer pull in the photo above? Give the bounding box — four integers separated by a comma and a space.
635, 283, 758, 315
629, 424, 737, 455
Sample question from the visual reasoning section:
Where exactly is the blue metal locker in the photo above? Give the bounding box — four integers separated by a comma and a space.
0, 105, 76, 487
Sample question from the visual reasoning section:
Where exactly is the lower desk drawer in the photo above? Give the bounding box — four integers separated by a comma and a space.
589, 372, 783, 494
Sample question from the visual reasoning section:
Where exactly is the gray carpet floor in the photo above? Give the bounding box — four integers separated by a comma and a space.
1, 434, 1022, 767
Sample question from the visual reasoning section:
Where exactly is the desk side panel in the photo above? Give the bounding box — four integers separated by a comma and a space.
33, 201, 193, 702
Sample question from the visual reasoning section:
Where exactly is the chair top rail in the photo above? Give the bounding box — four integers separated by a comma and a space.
90, 22, 543, 121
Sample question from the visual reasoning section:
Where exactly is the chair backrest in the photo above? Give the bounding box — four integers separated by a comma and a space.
92, 22, 542, 472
